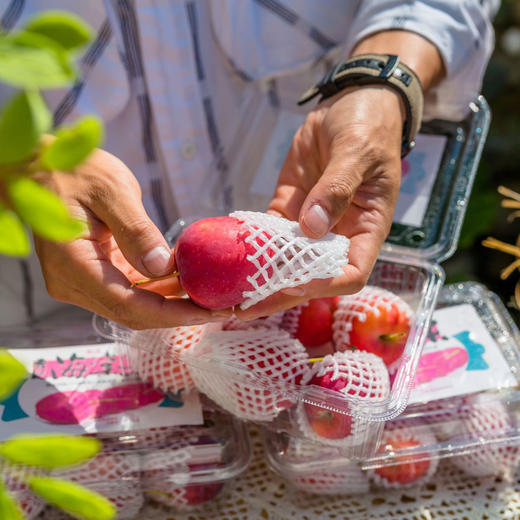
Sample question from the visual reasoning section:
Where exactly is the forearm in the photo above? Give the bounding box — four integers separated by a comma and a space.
350, 30, 446, 93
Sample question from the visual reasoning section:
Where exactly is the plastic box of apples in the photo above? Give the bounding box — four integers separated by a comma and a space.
263, 282, 520, 494
98, 210, 443, 461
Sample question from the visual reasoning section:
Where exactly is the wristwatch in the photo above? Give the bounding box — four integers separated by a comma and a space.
298, 54, 424, 157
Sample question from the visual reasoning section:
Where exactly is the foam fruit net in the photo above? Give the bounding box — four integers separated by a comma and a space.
332, 286, 413, 349
186, 328, 310, 421
447, 394, 520, 479
284, 437, 370, 495
296, 351, 390, 447
1, 465, 45, 519
230, 211, 349, 310
127, 324, 215, 394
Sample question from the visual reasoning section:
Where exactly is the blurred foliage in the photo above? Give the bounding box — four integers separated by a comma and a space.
0, 10, 113, 520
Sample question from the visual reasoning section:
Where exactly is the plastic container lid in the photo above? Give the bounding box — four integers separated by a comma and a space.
384, 95, 491, 263
263, 283, 520, 491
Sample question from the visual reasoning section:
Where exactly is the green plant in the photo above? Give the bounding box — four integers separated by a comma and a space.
0, 10, 103, 257
0, 10, 113, 520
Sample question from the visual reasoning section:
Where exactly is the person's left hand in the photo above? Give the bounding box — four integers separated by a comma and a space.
235, 84, 404, 321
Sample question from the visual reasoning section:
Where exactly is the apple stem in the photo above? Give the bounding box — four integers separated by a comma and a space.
131, 272, 179, 288
379, 332, 407, 342
308, 357, 324, 364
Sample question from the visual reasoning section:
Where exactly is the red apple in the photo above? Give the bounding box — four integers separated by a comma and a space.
174, 216, 272, 310
288, 297, 339, 348
299, 351, 389, 443
333, 287, 412, 369
371, 425, 438, 487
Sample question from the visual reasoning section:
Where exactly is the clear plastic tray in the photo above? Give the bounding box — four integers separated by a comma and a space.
262, 282, 520, 494
96, 251, 443, 460
384, 95, 491, 262
0, 319, 251, 518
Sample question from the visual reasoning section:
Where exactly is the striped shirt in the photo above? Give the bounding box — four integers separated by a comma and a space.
0, 0, 498, 325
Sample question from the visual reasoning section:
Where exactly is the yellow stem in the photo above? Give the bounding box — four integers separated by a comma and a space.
131, 272, 179, 288
500, 259, 520, 280
308, 357, 324, 364
482, 237, 520, 258
498, 185, 520, 202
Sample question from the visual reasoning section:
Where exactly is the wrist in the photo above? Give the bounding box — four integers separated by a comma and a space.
350, 30, 446, 92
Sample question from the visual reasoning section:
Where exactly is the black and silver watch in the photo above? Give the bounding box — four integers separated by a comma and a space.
298, 54, 424, 157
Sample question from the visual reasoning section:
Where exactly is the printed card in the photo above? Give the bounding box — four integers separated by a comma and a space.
0, 343, 203, 440
408, 303, 517, 404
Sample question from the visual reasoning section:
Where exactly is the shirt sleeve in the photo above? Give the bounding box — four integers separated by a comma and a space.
345, 0, 500, 121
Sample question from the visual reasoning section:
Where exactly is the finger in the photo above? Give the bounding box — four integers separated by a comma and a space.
298, 142, 365, 239
83, 159, 174, 278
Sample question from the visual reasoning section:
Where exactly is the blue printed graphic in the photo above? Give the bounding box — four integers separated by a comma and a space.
0, 382, 29, 422
159, 390, 184, 408
454, 331, 489, 371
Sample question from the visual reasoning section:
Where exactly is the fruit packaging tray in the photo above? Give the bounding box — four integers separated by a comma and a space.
0, 319, 251, 520
97, 252, 443, 460
262, 282, 520, 494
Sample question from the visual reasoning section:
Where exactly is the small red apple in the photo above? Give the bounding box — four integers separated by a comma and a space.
370, 425, 438, 487
299, 351, 389, 443
174, 216, 272, 310
284, 297, 339, 348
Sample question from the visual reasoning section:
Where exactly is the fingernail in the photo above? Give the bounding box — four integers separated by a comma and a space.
281, 287, 306, 296
303, 204, 330, 237
142, 246, 171, 276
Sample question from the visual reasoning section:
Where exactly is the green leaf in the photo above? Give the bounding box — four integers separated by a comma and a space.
0, 350, 27, 401
0, 33, 76, 89
24, 10, 92, 51
0, 482, 24, 520
42, 116, 103, 171
29, 477, 115, 520
0, 207, 31, 257
0, 435, 101, 469
7, 177, 85, 242
0, 90, 51, 164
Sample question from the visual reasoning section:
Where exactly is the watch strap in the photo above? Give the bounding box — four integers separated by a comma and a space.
298, 54, 424, 157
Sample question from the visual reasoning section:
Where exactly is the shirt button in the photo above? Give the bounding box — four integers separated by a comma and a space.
181, 142, 196, 160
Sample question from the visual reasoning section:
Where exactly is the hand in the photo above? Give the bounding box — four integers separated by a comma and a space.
235, 85, 404, 320
33, 147, 232, 329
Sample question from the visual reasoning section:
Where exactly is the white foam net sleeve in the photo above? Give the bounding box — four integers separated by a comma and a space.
447, 394, 520, 479
185, 328, 310, 421
52, 451, 140, 483
332, 286, 413, 350
280, 304, 305, 337
283, 437, 370, 495
127, 323, 221, 394
223, 311, 285, 331
230, 211, 349, 310
367, 424, 439, 489
1, 465, 45, 520
296, 351, 390, 447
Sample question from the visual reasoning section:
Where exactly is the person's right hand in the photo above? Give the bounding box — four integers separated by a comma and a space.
33, 147, 232, 329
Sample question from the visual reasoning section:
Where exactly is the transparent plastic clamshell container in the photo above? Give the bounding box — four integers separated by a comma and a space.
97, 252, 443, 460
263, 283, 520, 494
0, 318, 251, 518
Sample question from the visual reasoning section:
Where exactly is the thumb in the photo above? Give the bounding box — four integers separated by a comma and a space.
299, 149, 363, 238
90, 191, 173, 278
